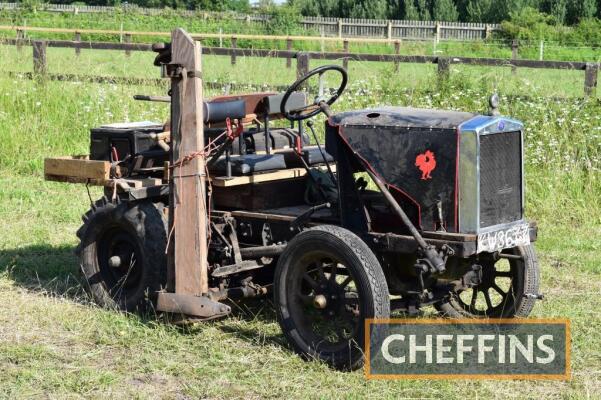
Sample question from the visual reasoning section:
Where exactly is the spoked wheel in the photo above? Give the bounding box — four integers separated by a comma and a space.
77, 197, 168, 312
274, 225, 389, 370
437, 244, 539, 318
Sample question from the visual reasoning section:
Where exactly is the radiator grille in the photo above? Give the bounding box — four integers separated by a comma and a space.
479, 131, 522, 228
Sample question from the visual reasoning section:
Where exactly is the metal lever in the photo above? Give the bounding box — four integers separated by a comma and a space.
290, 202, 331, 231
362, 165, 446, 274
133, 95, 171, 103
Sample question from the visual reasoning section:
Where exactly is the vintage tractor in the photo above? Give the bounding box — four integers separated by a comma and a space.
44, 29, 541, 370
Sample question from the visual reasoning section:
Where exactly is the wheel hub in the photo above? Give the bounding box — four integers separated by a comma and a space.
313, 294, 327, 309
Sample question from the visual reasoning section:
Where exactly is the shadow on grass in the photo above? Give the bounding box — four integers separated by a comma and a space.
0, 243, 87, 300
0, 243, 288, 348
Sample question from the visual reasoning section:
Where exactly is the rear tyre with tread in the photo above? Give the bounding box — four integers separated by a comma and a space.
76, 197, 168, 313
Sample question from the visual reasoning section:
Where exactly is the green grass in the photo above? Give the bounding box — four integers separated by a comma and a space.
0, 39, 600, 398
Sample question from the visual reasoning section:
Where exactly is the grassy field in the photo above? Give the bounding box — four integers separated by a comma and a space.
0, 38, 601, 398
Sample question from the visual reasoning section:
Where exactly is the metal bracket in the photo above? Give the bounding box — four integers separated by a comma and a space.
156, 292, 231, 319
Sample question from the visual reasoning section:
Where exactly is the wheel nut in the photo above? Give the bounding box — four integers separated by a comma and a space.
313, 294, 327, 309
108, 256, 122, 268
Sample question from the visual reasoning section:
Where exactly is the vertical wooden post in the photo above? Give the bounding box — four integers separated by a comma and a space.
343, 39, 349, 70
394, 41, 400, 72
337, 19, 342, 38
387, 21, 392, 41
286, 38, 292, 68
584, 63, 598, 97
74, 31, 81, 57
219, 28, 223, 48
320, 33, 325, 53
32, 40, 47, 77
169, 29, 209, 296
231, 36, 237, 65
511, 39, 518, 74
435, 22, 441, 43
16, 28, 23, 51
485, 24, 491, 39
297, 52, 310, 80
124, 33, 131, 57
539, 40, 544, 61
437, 57, 450, 81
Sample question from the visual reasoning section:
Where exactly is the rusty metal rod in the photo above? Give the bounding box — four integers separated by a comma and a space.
363, 166, 446, 273
239, 244, 286, 258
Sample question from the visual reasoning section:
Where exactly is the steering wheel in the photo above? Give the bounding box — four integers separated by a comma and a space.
280, 65, 348, 121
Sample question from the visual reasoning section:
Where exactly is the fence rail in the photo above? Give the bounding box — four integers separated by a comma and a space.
0, 2, 500, 41
1, 37, 598, 96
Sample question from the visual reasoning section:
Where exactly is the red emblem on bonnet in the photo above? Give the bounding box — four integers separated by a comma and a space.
415, 150, 436, 180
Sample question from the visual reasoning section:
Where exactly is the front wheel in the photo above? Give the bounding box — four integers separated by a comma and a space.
437, 244, 540, 318
274, 225, 390, 370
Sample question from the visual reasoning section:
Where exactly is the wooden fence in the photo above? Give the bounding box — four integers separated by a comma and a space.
0, 2, 500, 41
1, 38, 598, 96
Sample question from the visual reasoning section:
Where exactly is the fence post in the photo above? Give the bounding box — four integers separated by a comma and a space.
511, 39, 518, 74
32, 40, 47, 77
394, 41, 400, 72
74, 31, 81, 57
437, 57, 450, 81
124, 33, 131, 57
16, 28, 24, 51
435, 22, 441, 43
485, 24, 491, 39
337, 19, 342, 38
343, 40, 349, 70
387, 21, 392, 40
539, 40, 544, 61
296, 52, 310, 81
231, 36, 237, 65
286, 38, 292, 69
219, 28, 223, 48
584, 63, 598, 97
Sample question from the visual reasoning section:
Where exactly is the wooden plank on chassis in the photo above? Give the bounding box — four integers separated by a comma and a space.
44, 156, 110, 182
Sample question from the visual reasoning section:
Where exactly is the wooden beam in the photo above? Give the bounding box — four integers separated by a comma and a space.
169, 28, 209, 296
44, 156, 110, 182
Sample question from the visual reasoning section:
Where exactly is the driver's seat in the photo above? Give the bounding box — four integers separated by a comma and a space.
209, 92, 307, 177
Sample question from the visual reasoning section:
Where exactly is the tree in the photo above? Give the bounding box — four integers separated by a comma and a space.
566, 0, 597, 24
416, 0, 431, 20
542, 0, 568, 24
404, 0, 420, 19
466, 0, 493, 22
432, 0, 459, 21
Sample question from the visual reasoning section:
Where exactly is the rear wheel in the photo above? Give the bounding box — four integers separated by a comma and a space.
437, 244, 539, 318
274, 225, 390, 370
76, 197, 168, 312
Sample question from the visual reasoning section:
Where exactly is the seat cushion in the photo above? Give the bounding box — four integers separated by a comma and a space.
281, 146, 334, 168
210, 154, 287, 176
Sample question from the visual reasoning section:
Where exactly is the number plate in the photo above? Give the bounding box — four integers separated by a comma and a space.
477, 223, 530, 253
